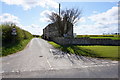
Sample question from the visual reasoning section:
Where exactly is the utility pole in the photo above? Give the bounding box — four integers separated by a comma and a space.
59, 3, 61, 16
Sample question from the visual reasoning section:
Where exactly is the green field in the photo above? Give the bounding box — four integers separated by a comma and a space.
48, 41, 119, 60
89, 37, 120, 40
79, 46, 119, 60
76, 35, 120, 40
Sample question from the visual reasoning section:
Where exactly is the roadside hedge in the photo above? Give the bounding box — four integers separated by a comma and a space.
0, 23, 33, 46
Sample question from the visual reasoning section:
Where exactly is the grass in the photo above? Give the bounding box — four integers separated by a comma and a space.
79, 46, 119, 60
1, 38, 32, 57
48, 41, 119, 60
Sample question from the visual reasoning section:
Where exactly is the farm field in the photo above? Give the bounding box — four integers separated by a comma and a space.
76, 35, 120, 40
89, 37, 120, 40
79, 46, 119, 60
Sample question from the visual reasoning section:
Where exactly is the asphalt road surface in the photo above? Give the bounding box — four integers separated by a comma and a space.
0, 38, 119, 78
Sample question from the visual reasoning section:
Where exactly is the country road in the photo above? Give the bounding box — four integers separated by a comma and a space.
0, 38, 119, 78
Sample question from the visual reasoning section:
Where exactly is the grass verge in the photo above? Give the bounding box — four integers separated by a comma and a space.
1, 38, 32, 57
48, 41, 119, 60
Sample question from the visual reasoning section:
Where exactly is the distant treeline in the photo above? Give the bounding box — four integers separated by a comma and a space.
103, 33, 120, 35
0, 23, 33, 46
33, 35, 40, 37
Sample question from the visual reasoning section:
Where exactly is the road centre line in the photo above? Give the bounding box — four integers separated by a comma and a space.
36, 39, 53, 70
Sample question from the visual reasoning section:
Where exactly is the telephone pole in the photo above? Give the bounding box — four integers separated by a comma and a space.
59, 3, 61, 16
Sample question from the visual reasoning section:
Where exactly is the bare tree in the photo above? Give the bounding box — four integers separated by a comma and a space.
47, 12, 64, 36
47, 8, 82, 37
48, 12, 61, 23
61, 8, 82, 24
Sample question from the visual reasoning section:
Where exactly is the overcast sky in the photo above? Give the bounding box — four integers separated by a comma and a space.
0, 0, 119, 35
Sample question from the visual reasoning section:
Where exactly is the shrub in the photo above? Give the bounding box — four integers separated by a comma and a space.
1, 23, 32, 46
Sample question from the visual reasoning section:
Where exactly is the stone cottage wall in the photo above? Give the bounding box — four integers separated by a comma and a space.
43, 23, 74, 40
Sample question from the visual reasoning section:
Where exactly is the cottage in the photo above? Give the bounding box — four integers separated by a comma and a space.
43, 22, 73, 40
